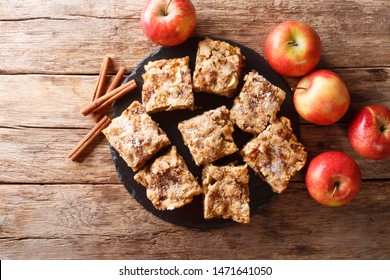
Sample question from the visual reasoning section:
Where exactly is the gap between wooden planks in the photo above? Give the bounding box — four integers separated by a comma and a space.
0, 181, 389, 259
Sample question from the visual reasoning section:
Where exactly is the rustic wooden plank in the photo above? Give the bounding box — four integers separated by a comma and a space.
0, 0, 389, 261
0, 69, 388, 128
0, 182, 389, 259
0, 17, 148, 75
0, 126, 118, 184
0, 0, 389, 74
0, 0, 143, 20
0, 74, 111, 128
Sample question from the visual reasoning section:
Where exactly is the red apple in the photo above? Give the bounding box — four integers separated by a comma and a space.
306, 151, 362, 206
140, 0, 196, 46
293, 69, 350, 125
264, 20, 322, 77
348, 104, 390, 160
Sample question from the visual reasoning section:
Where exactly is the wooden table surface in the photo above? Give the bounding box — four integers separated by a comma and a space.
1, 0, 389, 260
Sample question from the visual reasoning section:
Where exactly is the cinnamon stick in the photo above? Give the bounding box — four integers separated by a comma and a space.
107, 66, 127, 92
91, 66, 127, 122
92, 57, 111, 101
81, 79, 137, 116
68, 115, 111, 161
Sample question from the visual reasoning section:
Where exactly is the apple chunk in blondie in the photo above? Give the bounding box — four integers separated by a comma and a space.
202, 163, 250, 224
178, 106, 238, 166
134, 146, 202, 210
241, 117, 307, 193
142, 56, 194, 113
192, 37, 245, 98
102, 101, 171, 171
230, 70, 286, 135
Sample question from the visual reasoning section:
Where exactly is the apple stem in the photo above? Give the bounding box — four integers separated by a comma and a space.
291, 86, 307, 91
164, 0, 173, 16
287, 40, 298, 47
377, 116, 389, 133
332, 181, 340, 198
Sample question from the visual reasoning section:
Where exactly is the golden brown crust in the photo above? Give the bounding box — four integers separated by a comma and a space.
134, 146, 202, 210
202, 164, 250, 224
230, 70, 286, 134
192, 37, 245, 98
102, 101, 171, 171
178, 106, 238, 166
241, 117, 307, 193
142, 56, 194, 113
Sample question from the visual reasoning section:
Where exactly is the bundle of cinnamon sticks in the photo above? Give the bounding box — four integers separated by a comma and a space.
68, 57, 137, 161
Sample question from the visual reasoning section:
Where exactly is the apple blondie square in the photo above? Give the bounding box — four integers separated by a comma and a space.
230, 70, 286, 135
202, 163, 250, 224
192, 37, 245, 98
102, 101, 171, 171
241, 117, 307, 193
134, 146, 202, 210
178, 106, 238, 166
142, 56, 194, 113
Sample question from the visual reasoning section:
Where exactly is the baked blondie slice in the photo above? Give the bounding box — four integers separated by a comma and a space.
202, 163, 250, 224
178, 106, 238, 166
102, 101, 171, 171
142, 56, 194, 113
193, 37, 245, 98
241, 117, 307, 193
230, 70, 286, 134
134, 146, 202, 210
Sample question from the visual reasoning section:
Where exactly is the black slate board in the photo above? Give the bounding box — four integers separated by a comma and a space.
110, 37, 299, 229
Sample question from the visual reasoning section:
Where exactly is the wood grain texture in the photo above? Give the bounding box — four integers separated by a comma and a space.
0, 69, 388, 128
0, 182, 389, 259
0, 0, 389, 74
0, 0, 389, 260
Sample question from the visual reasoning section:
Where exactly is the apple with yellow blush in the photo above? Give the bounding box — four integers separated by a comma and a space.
293, 69, 350, 125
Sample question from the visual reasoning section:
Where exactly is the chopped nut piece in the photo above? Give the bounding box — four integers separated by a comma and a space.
178, 106, 238, 166
241, 117, 307, 193
230, 70, 286, 134
142, 56, 194, 113
193, 37, 245, 98
134, 146, 202, 210
102, 101, 171, 171
203, 164, 250, 224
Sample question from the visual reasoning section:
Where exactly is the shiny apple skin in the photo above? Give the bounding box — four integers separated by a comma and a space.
293, 69, 350, 125
348, 105, 390, 160
306, 151, 362, 206
265, 20, 322, 77
140, 0, 196, 46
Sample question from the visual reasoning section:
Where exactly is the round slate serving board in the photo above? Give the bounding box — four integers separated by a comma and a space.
110, 37, 299, 229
